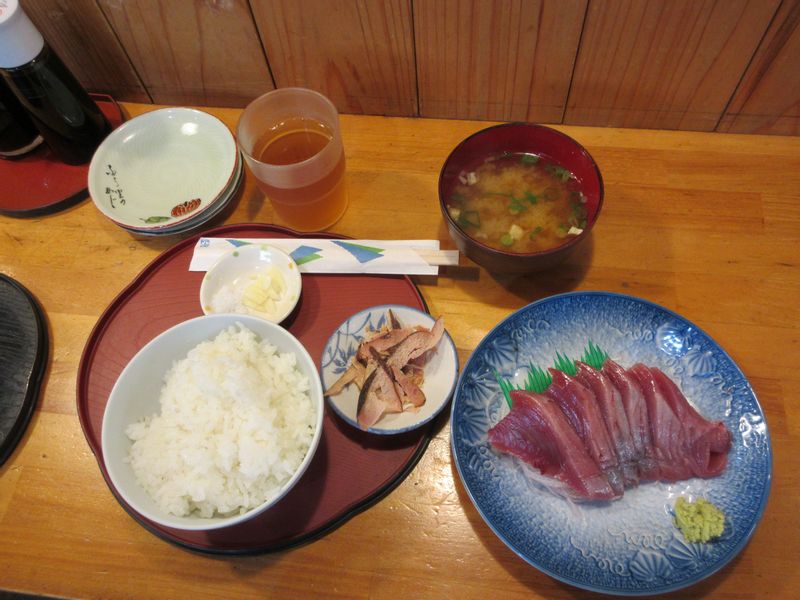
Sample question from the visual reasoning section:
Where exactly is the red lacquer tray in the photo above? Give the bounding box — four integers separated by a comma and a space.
0, 94, 125, 217
77, 223, 435, 553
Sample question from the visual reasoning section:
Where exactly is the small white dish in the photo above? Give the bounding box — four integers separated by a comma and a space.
321, 304, 459, 434
88, 108, 237, 231
200, 244, 302, 323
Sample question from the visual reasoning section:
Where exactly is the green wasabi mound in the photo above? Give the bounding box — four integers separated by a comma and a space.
674, 497, 725, 543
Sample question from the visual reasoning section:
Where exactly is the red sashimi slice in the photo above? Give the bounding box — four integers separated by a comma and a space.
546, 369, 624, 497
643, 365, 732, 477
574, 361, 639, 488
628, 364, 696, 482
488, 390, 617, 501
602, 360, 661, 481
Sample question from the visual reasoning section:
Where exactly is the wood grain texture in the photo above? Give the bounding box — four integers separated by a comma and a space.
1, 103, 799, 598
96, 0, 274, 107
10, 0, 800, 132
415, 0, 586, 122
19, 0, 149, 102
251, 0, 416, 115
718, 0, 800, 135
565, 0, 780, 131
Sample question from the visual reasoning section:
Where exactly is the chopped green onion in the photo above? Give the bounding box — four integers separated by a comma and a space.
521, 153, 540, 165
500, 233, 514, 247
529, 226, 543, 239
450, 192, 466, 202
523, 191, 538, 204
457, 210, 481, 228
547, 165, 572, 181
570, 204, 588, 228
509, 199, 527, 214
570, 190, 584, 203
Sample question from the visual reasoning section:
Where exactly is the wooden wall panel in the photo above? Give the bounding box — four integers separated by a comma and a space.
251, 0, 416, 116
414, 0, 586, 122
97, 0, 274, 107
20, 0, 149, 102
11, 0, 799, 134
565, 0, 780, 131
718, 0, 800, 135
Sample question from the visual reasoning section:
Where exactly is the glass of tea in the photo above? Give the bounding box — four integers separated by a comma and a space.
236, 87, 348, 231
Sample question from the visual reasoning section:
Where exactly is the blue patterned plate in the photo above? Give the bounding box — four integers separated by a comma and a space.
451, 291, 771, 595
322, 305, 458, 434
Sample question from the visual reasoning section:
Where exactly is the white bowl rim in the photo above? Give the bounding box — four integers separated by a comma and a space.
101, 313, 324, 531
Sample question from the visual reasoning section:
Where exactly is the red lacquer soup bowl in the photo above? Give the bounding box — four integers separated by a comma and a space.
438, 123, 603, 274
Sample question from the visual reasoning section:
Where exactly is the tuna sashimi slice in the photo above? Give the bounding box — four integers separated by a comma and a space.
628, 364, 695, 481
602, 360, 660, 481
642, 365, 732, 478
546, 369, 624, 496
574, 361, 639, 488
488, 390, 617, 501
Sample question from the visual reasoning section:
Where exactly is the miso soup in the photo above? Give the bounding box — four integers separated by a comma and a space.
445, 152, 588, 253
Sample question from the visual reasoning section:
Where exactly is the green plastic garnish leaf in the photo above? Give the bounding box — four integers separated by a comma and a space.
554, 351, 577, 376
524, 364, 552, 394
495, 371, 514, 408
581, 340, 609, 370
493, 343, 610, 408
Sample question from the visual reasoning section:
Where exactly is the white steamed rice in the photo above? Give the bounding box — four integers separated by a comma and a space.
125, 323, 315, 518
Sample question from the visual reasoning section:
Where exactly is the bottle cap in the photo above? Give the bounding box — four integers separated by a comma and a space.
0, 0, 45, 69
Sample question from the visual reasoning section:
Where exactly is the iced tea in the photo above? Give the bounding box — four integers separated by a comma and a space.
251, 117, 347, 231
237, 88, 348, 232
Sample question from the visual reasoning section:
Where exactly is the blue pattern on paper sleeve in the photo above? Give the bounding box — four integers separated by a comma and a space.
332, 241, 384, 263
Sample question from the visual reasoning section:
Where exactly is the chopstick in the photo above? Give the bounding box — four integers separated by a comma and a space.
190, 237, 459, 274
415, 249, 460, 266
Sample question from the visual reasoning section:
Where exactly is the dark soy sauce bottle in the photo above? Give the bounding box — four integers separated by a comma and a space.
0, 0, 110, 165
0, 76, 42, 158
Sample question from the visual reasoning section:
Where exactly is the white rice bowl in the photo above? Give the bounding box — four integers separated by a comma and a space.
101, 314, 324, 531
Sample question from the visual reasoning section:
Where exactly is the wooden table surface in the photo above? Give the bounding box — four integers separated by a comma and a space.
1, 103, 798, 599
